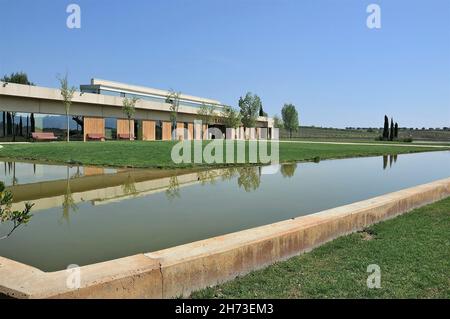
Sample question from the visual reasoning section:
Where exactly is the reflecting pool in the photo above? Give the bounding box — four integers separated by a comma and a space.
0, 151, 449, 271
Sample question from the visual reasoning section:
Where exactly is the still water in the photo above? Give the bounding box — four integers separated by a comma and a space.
0, 151, 449, 271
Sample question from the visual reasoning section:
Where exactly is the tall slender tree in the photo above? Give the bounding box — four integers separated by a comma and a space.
2, 112, 5, 136
10, 112, 16, 142
166, 89, 181, 139
19, 116, 23, 136
122, 97, 139, 141
390, 118, 394, 141
30, 113, 35, 133
58, 73, 76, 142
383, 115, 389, 140
6, 113, 11, 135
394, 122, 399, 139
26, 115, 29, 137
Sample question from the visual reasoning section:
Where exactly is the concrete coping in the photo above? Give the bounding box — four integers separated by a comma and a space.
0, 177, 449, 298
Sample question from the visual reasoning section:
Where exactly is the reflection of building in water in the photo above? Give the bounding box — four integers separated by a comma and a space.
7, 162, 302, 212
8, 167, 262, 212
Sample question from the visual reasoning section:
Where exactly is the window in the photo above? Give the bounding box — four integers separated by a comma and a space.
105, 118, 117, 140
155, 120, 162, 140
184, 122, 189, 140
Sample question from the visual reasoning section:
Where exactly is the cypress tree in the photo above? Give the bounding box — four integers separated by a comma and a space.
6, 112, 11, 135
390, 118, 394, 141
19, 116, 23, 136
2, 112, 5, 136
30, 113, 35, 133
394, 122, 399, 139
383, 115, 389, 140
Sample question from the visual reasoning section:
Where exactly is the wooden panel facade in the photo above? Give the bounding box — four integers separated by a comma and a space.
162, 122, 172, 141
83, 117, 105, 141
142, 120, 155, 141
188, 123, 194, 140
176, 122, 184, 140
194, 123, 202, 140
117, 119, 134, 139
202, 124, 208, 140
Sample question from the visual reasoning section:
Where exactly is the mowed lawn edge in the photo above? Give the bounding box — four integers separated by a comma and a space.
0, 141, 447, 169
191, 197, 450, 299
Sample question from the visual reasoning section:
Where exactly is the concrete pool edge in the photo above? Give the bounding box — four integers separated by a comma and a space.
1, 177, 449, 298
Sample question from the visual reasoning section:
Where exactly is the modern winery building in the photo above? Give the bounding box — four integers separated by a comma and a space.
0, 78, 274, 142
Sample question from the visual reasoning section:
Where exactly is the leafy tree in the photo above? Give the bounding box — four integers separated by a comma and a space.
122, 97, 139, 140
273, 114, 284, 129
0, 181, 33, 240
58, 73, 76, 142
238, 92, 261, 129
1, 72, 34, 85
383, 115, 389, 140
221, 106, 242, 133
281, 103, 299, 138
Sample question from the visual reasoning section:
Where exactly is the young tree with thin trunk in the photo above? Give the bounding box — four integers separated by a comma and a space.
122, 97, 139, 141
197, 103, 216, 139
166, 89, 181, 139
281, 103, 299, 139
58, 73, 76, 142
197, 103, 216, 125
222, 106, 242, 138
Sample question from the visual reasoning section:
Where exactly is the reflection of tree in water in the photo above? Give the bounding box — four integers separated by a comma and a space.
61, 167, 78, 224
280, 163, 297, 178
197, 170, 221, 185
5, 162, 18, 186
70, 165, 83, 179
237, 167, 261, 192
220, 167, 238, 181
121, 172, 137, 196
165, 176, 180, 200
383, 154, 398, 170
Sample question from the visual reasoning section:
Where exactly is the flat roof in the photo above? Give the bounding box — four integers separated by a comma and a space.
84, 78, 222, 106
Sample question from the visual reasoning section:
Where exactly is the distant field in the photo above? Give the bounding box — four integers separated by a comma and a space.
280, 127, 450, 142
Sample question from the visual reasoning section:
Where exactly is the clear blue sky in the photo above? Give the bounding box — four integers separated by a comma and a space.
1, 0, 449, 128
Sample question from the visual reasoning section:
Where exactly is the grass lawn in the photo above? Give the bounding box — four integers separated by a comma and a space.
0, 140, 447, 169
192, 197, 450, 299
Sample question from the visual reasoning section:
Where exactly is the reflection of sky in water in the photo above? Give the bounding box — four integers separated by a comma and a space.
0, 151, 449, 271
